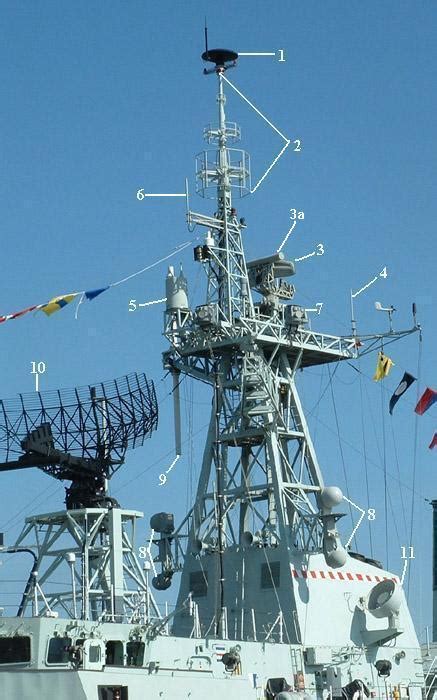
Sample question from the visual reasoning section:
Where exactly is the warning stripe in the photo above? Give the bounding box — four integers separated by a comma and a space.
290, 567, 399, 584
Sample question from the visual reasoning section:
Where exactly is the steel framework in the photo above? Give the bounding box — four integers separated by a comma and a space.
157, 50, 420, 642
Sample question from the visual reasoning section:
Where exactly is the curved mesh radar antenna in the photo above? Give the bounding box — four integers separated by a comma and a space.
0, 372, 158, 508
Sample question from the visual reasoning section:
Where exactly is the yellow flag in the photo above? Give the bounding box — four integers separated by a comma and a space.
41, 294, 78, 316
373, 351, 394, 381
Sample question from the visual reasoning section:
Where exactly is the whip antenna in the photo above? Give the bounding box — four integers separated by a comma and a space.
204, 18, 209, 60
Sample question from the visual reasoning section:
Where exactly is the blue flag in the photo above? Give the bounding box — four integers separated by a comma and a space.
389, 372, 416, 415
84, 287, 109, 301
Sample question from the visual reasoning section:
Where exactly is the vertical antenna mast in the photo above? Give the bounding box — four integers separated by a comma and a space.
204, 19, 209, 60
201, 44, 241, 636
197, 46, 251, 324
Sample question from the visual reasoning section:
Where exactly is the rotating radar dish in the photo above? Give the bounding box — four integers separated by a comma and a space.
0, 372, 158, 508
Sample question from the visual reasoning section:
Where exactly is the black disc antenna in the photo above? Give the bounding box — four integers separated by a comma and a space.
202, 23, 238, 75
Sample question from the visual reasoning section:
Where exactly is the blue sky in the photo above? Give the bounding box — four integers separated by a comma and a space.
0, 1, 436, 637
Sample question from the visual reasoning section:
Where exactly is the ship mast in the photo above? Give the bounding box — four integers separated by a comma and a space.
158, 48, 419, 642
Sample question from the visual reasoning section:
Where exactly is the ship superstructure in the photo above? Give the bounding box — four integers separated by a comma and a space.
0, 47, 425, 700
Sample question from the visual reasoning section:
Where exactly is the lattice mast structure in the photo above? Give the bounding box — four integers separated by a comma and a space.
161, 49, 419, 642
201, 68, 253, 323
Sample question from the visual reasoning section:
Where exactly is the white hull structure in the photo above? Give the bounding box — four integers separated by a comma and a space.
0, 511, 424, 699
0, 570, 424, 700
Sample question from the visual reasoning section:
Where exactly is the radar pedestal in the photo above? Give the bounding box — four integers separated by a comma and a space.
11, 506, 153, 622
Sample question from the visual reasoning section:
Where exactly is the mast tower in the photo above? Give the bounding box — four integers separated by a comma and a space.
159, 47, 419, 643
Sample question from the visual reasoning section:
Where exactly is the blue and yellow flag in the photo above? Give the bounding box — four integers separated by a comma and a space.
41, 294, 78, 316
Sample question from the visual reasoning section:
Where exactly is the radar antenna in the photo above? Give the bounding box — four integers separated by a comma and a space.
0, 372, 158, 508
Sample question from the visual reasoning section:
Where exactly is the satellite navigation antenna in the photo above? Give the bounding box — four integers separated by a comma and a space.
201, 25, 238, 75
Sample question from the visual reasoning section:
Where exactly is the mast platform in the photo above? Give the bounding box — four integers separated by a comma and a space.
167, 320, 356, 369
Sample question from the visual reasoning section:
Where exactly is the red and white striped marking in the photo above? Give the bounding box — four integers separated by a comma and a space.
290, 567, 400, 584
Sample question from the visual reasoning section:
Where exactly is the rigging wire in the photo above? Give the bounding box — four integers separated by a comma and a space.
299, 355, 426, 581
110, 239, 194, 287
347, 354, 429, 571
379, 342, 389, 568
346, 358, 433, 421
358, 357, 374, 557
307, 401, 427, 503
360, 375, 403, 568
308, 362, 339, 414
327, 364, 356, 548
407, 332, 423, 598
389, 413, 409, 543
116, 419, 210, 493
0, 482, 62, 534
312, 364, 326, 444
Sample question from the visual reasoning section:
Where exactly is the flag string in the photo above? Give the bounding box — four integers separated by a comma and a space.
0, 238, 197, 326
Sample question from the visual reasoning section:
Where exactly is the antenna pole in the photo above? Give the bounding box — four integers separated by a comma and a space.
204, 20, 208, 57
350, 289, 357, 339
217, 72, 233, 319
214, 372, 225, 637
